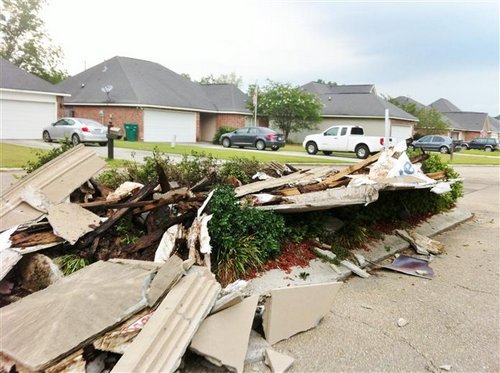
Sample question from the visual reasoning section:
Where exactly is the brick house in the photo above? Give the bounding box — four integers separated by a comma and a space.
429, 98, 499, 140
56, 57, 252, 142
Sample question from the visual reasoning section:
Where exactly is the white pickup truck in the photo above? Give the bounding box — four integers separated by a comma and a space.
303, 125, 394, 159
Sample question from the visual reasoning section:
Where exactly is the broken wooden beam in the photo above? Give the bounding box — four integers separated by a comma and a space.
321, 153, 381, 185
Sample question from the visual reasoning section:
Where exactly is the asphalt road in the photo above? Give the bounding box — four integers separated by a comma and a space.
254, 166, 499, 372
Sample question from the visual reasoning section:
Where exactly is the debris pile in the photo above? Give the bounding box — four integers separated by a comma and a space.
0, 142, 457, 372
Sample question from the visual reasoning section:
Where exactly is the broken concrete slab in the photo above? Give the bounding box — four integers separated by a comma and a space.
146, 255, 184, 307
340, 260, 370, 278
47, 203, 101, 245
190, 296, 259, 372
263, 282, 342, 345
111, 268, 220, 373
0, 144, 105, 231
211, 291, 244, 314
264, 348, 294, 373
0, 260, 162, 371
190, 296, 259, 373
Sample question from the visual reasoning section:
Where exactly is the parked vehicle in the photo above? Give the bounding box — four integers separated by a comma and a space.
302, 126, 394, 159
408, 135, 461, 154
461, 137, 499, 152
220, 127, 285, 151
42, 118, 108, 146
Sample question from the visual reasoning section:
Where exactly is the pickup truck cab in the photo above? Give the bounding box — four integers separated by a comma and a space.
303, 126, 391, 159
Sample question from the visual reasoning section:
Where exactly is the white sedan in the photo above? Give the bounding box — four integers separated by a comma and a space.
42, 117, 108, 146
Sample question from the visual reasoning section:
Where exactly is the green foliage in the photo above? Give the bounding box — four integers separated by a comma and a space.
212, 126, 237, 144
0, 0, 67, 83
249, 81, 323, 140
54, 254, 88, 276
315, 79, 337, 86
283, 212, 327, 243
208, 186, 285, 283
388, 97, 448, 135
23, 140, 74, 173
218, 156, 262, 184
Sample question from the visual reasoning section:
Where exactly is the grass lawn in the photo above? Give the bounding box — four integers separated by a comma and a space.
114, 140, 353, 164
0, 143, 47, 168
439, 153, 500, 165
459, 149, 500, 157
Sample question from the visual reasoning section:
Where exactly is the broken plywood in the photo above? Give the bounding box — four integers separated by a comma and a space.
264, 348, 294, 373
396, 229, 445, 255
47, 203, 101, 245
263, 282, 342, 345
0, 144, 105, 231
190, 296, 259, 373
0, 260, 161, 371
111, 268, 220, 373
234, 167, 335, 198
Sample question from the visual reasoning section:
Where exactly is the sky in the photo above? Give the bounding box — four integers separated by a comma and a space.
41, 0, 499, 115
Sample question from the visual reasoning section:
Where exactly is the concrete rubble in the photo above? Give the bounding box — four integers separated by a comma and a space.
0, 143, 469, 372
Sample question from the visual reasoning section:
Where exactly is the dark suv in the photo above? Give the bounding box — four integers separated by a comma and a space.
461, 138, 499, 152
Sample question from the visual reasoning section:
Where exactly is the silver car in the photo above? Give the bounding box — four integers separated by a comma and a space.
42, 117, 108, 146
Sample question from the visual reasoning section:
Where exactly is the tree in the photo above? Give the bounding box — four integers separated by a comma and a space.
0, 0, 67, 83
388, 97, 448, 135
199, 72, 243, 88
249, 81, 323, 140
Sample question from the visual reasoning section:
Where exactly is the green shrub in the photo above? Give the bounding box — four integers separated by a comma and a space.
218, 157, 262, 184
212, 126, 236, 144
24, 140, 74, 174
208, 186, 285, 283
54, 254, 88, 275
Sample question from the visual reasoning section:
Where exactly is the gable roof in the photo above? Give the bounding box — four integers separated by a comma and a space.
200, 84, 250, 113
429, 98, 461, 113
302, 83, 417, 121
441, 112, 488, 132
0, 57, 68, 95
489, 116, 500, 132
57, 56, 249, 114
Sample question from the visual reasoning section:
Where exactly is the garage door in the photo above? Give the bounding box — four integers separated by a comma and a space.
144, 109, 196, 142
0, 99, 56, 139
391, 125, 413, 141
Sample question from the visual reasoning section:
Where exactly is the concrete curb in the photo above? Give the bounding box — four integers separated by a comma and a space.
346, 207, 474, 278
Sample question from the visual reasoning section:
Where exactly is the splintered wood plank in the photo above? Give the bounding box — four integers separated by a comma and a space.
321, 153, 381, 185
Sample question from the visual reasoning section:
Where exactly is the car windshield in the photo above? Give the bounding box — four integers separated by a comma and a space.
79, 118, 103, 127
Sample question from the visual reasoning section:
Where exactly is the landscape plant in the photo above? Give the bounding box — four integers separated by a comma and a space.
23, 139, 74, 173
212, 126, 237, 144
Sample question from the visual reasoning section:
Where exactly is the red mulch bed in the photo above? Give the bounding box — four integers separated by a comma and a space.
244, 240, 317, 280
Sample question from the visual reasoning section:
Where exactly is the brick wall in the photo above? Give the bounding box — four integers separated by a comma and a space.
69, 106, 144, 140
56, 96, 65, 119
463, 131, 481, 141
215, 114, 247, 130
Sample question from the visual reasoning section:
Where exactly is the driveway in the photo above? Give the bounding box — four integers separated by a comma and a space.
249, 166, 500, 372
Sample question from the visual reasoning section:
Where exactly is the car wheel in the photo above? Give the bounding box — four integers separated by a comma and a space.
461, 144, 469, 150
99, 142, 108, 147
305, 141, 318, 155
271, 145, 279, 151
72, 134, 81, 145
485, 146, 492, 152
222, 137, 231, 148
255, 140, 266, 151
42, 131, 52, 142
322, 151, 332, 156
439, 146, 449, 154
355, 145, 370, 159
